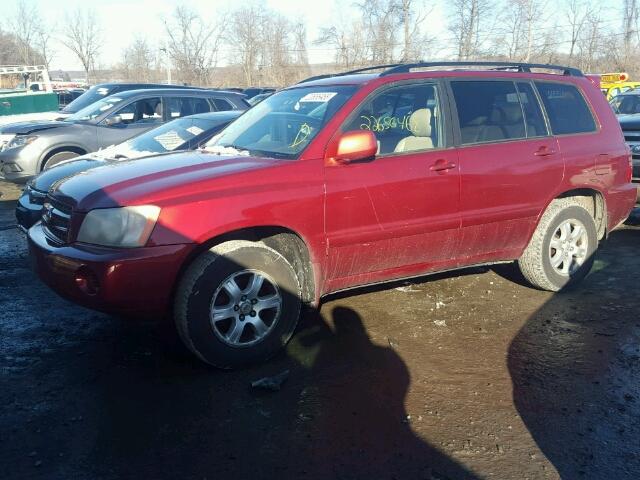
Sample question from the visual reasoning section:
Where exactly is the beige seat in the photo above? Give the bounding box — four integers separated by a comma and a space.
394, 108, 433, 153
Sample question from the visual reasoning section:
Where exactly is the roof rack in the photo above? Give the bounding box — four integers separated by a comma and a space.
380, 61, 583, 77
297, 61, 583, 84
298, 64, 404, 84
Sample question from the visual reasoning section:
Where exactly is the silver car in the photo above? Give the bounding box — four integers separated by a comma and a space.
0, 88, 248, 183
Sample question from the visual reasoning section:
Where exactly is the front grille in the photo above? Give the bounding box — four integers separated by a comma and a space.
42, 196, 72, 245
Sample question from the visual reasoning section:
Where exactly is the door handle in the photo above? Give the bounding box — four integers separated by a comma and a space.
534, 146, 557, 157
430, 159, 456, 173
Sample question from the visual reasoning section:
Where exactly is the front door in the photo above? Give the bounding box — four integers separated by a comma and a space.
324, 81, 461, 290
96, 96, 164, 148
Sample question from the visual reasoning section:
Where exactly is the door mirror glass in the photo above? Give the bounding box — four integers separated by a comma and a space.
326, 130, 377, 165
105, 114, 122, 126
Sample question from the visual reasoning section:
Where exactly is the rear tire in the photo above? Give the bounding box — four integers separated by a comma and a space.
174, 240, 302, 368
518, 199, 597, 291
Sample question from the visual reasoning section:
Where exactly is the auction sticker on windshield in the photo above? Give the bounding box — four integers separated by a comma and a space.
299, 92, 337, 103
154, 130, 186, 151
186, 126, 204, 136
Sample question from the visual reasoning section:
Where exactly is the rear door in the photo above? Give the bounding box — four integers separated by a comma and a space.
324, 80, 461, 284
451, 79, 564, 261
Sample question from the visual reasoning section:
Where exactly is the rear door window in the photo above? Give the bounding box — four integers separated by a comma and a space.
451, 80, 528, 144
167, 97, 213, 119
515, 82, 548, 137
534, 82, 597, 135
211, 98, 234, 111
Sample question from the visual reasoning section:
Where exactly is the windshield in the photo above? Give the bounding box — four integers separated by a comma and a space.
206, 85, 357, 159
610, 94, 640, 114
126, 117, 228, 154
61, 85, 115, 113
65, 96, 125, 122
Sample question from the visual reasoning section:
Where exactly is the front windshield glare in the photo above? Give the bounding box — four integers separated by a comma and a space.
206, 86, 357, 158
66, 96, 124, 122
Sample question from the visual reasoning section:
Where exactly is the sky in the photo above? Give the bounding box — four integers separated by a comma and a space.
2, 0, 626, 72
2, 0, 447, 71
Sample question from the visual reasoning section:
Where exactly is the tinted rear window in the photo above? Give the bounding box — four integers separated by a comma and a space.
534, 82, 596, 135
451, 80, 528, 144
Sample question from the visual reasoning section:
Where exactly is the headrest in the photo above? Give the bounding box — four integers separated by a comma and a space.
408, 108, 432, 137
490, 103, 522, 124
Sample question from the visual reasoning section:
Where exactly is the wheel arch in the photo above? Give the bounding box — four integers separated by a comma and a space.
173, 225, 318, 307
554, 188, 607, 240
39, 144, 87, 171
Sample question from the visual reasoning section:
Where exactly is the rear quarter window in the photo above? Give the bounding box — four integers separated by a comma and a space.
534, 82, 597, 135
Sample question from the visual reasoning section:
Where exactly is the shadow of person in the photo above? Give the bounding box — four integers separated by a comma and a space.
508, 228, 640, 479
285, 306, 480, 480
65, 302, 481, 480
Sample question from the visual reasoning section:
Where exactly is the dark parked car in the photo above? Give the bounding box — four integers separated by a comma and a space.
16, 110, 242, 230
610, 91, 640, 200
59, 82, 207, 116
28, 62, 636, 368
247, 92, 274, 106
0, 88, 248, 182
243, 87, 276, 99
55, 89, 85, 110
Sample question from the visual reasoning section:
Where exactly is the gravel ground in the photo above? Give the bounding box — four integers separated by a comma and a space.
1, 179, 639, 479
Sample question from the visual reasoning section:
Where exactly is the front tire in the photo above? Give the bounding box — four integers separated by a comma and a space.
174, 240, 302, 368
518, 199, 598, 291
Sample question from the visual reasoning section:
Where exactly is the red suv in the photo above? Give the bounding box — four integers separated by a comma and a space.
28, 62, 636, 368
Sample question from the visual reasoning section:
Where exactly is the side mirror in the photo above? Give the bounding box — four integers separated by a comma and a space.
325, 130, 377, 166
105, 114, 122, 126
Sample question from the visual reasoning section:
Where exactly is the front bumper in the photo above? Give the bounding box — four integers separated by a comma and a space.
28, 223, 196, 317
15, 188, 45, 230
0, 147, 37, 183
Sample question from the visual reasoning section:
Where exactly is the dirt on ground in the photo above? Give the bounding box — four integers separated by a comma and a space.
1, 179, 639, 480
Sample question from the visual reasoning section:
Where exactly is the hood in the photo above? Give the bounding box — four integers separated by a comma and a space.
617, 114, 640, 131
50, 151, 284, 211
0, 120, 72, 135
31, 156, 108, 192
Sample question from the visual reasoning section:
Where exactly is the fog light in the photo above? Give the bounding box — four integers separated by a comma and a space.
75, 266, 100, 295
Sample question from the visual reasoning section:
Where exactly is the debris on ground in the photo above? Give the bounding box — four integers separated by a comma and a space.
250, 370, 290, 392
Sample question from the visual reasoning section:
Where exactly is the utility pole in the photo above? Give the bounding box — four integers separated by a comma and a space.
160, 47, 172, 84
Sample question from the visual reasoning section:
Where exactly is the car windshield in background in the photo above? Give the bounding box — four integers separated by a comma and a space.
64, 97, 124, 122
206, 86, 357, 159
61, 85, 113, 114
610, 94, 640, 114
125, 117, 224, 154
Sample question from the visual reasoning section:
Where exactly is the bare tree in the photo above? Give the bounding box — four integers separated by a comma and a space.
564, 0, 593, 60
230, 5, 265, 86
399, 0, 433, 61
449, 0, 494, 60
623, 0, 639, 62
61, 8, 102, 83
163, 5, 226, 86
315, 22, 368, 68
577, 11, 605, 71
8, 0, 54, 67
122, 38, 155, 82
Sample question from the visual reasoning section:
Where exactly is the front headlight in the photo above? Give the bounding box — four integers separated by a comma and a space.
77, 205, 161, 248
6, 135, 37, 150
